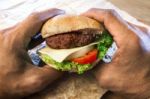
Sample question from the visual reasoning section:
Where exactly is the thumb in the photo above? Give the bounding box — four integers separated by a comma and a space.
81, 8, 134, 47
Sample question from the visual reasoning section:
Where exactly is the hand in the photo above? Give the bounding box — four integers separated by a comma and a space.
82, 8, 150, 99
0, 8, 64, 98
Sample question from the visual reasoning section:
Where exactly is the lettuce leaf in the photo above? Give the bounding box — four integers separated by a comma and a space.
97, 30, 113, 59
40, 54, 92, 74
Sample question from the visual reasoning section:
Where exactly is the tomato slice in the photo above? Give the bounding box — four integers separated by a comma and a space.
71, 49, 98, 64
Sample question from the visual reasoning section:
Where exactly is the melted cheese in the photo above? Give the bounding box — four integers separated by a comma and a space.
38, 42, 98, 62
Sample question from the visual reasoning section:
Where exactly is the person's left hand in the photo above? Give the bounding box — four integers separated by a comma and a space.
0, 8, 64, 99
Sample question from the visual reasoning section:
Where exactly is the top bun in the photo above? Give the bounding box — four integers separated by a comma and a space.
41, 15, 104, 38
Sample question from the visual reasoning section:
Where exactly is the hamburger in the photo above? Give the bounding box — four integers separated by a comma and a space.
38, 15, 113, 74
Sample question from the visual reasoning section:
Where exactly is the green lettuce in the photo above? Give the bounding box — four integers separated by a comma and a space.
40, 54, 92, 74
97, 30, 113, 59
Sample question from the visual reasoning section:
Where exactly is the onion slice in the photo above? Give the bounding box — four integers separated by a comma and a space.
66, 45, 95, 60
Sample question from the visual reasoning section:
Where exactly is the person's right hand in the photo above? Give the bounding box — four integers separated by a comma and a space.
82, 8, 150, 99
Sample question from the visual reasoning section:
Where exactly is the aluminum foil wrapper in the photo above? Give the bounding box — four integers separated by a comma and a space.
102, 42, 118, 63
28, 42, 46, 66
28, 42, 117, 66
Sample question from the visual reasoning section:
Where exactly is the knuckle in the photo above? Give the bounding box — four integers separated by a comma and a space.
96, 73, 126, 92
107, 9, 116, 14
19, 75, 43, 94
26, 76, 43, 90
30, 12, 39, 17
96, 71, 120, 89
29, 12, 40, 21
106, 9, 116, 17
96, 74, 112, 88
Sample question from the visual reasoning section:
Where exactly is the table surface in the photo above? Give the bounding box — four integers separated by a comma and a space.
109, 0, 150, 25
26, 1, 150, 99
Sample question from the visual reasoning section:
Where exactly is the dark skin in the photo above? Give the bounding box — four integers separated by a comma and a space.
0, 8, 65, 99
82, 8, 150, 99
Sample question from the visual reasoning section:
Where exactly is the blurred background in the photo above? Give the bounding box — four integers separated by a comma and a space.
109, 0, 150, 25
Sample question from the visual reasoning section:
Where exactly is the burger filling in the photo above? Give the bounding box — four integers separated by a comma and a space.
39, 30, 113, 74
46, 29, 101, 49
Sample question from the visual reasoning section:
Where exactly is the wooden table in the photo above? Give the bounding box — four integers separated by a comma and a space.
109, 0, 150, 25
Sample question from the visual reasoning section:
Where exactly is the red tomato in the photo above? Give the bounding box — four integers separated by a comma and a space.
71, 49, 98, 64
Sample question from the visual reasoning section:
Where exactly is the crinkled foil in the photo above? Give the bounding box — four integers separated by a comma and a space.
28, 42, 117, 65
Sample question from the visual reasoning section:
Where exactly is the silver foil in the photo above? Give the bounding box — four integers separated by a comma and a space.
28, 42, 117, 66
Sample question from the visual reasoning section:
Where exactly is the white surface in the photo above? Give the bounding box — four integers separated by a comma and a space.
0, 0, 150, 30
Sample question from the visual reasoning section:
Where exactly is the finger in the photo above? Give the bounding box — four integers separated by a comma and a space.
18, 64, 63, 95
10, 8, 65, 48
81, 8, 135, 47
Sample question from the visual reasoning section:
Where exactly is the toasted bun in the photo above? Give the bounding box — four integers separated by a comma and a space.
41, 15, 104, 38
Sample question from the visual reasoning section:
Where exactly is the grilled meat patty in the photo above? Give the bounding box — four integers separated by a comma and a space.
46, 29, 101, 49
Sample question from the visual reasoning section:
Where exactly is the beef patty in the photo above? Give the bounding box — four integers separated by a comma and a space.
46, 29, 101, 49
